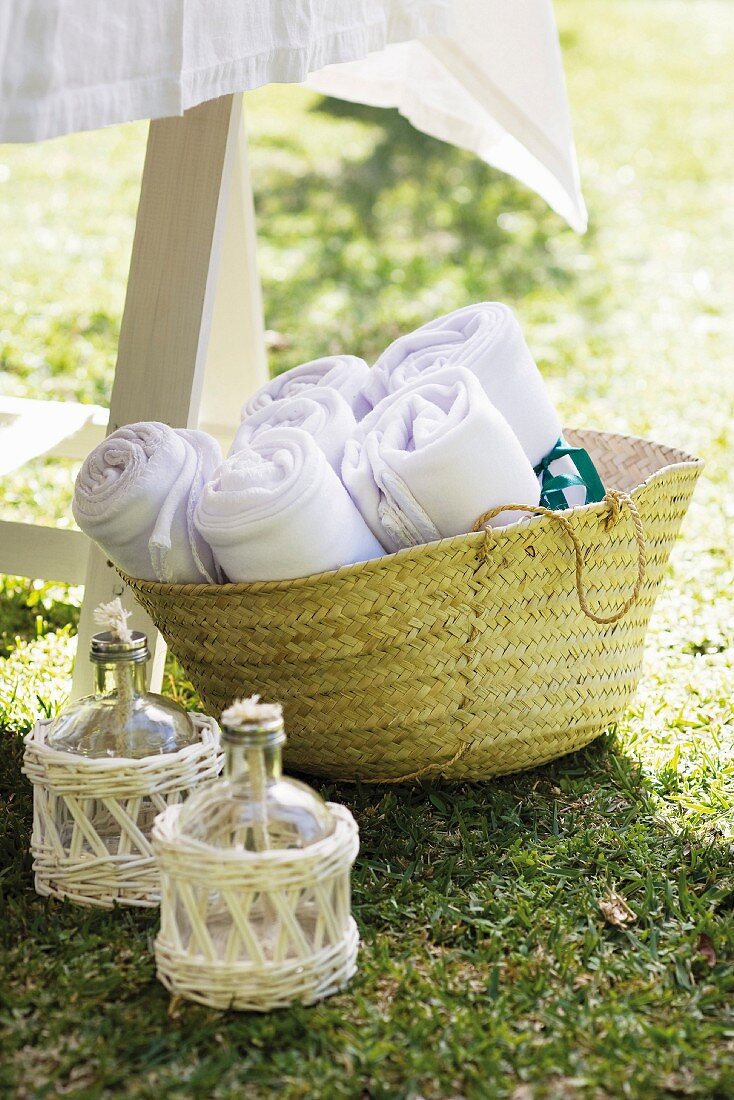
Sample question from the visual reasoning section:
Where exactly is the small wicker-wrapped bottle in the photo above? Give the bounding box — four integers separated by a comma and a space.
153, 697, 359, 1011
23, 600, 221, 908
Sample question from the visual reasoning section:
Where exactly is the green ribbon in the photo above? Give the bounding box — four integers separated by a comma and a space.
534, 437, 606, 511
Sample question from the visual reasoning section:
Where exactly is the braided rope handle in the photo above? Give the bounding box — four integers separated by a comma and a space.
472, 489, 647, 626
357, 491, 646, 782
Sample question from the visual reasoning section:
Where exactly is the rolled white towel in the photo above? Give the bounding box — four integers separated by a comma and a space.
73, 422, 221, 583
195, 428, 384, 582
362, 302, 561, 467
243, 355, 372, 420
342, 367, 541, 553
230, 388, 356, 475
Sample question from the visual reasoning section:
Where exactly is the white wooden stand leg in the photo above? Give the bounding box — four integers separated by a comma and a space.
73, 93, 266, 698
201, 110, 268, 435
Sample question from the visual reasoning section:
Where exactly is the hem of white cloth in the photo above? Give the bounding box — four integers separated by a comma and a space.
388, 83, 587, 232
0, 7, 452, 144
181, 12, 450, 112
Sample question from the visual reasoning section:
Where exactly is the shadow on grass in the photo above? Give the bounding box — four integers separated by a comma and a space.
1, 721, 731, 1094
327, 732, 733, 938
2, 725, 729, 948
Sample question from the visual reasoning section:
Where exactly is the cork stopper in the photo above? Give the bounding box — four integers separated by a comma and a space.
221, 696, 285, 746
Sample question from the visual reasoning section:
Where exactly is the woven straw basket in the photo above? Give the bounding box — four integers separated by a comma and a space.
123, 429, 701, 783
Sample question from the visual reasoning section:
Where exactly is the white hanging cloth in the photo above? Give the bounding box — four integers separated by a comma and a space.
0, 0, 585, 229
308, 1, 586, 230
0, 2, 450, 143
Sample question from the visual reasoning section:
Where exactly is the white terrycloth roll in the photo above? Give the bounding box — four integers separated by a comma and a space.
73, 422, 221, 583
195, 428, 384, 582
243, 356, 372, 420
362, 302, 562, 467
230, 388, 356, 474
342, 367, 541, 553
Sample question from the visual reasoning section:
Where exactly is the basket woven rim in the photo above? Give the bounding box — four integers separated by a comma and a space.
120, 427, 702, 597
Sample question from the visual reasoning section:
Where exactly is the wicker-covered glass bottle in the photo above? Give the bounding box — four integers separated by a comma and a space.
48, 607, 198, 759
23, 599, 221, 907
153, 697, 359, 1011
176, 698, 333, 850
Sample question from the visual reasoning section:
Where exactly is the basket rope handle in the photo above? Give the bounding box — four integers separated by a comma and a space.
472, 489, 647, 626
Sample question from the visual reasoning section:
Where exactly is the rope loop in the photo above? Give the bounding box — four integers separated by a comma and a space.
472, 489, 647, 626
604, 489, 622, 529
359, 740, 471, 784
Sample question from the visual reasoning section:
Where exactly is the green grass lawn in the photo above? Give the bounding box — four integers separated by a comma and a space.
1, 1, 733, 1096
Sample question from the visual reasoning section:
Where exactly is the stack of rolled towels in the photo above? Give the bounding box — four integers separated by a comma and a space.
73, 303, 603, 584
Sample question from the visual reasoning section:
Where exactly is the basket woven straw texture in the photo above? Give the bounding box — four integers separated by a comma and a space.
124, 429, 702, 783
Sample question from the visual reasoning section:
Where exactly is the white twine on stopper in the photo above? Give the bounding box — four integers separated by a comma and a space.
221, 696, 283, 727
93, 597, 133, 642
221, 696, 283, 855
93, 597, 134, 734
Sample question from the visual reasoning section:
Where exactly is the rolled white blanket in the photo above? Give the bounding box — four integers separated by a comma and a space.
73, 422, 221, 583
230, 388, 356, 475
195, 428, 384, 582
362, 302, 561, 467
342, 367, 541, 553
243, 355, 372, 420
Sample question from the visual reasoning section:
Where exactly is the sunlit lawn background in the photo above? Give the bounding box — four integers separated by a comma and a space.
1, 2, 732, 1097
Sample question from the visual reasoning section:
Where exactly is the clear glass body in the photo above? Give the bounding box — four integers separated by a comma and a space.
47, 660, 198, 758
174, 727, 337, 966
177, 736, 334, 851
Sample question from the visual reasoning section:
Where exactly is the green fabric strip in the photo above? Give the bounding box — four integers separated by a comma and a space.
534, 437, 606, 511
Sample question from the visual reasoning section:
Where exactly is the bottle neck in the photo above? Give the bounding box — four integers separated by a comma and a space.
224, 740, 283, 786
94, 661, 147, 698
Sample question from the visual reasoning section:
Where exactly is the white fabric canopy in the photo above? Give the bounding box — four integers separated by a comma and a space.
0, 0, 585, 229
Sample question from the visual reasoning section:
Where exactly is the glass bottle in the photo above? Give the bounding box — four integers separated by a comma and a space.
161, 701, 350, 984
177, 700, 334, 850
47, 630, 198, 759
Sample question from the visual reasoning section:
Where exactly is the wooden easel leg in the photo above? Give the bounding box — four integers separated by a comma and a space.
73, 93, 265, 698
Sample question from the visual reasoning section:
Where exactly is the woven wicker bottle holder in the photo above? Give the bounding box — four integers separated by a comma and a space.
122, 429, 703, 783
153, 802, 360, 1011
23, 714, 222, 908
